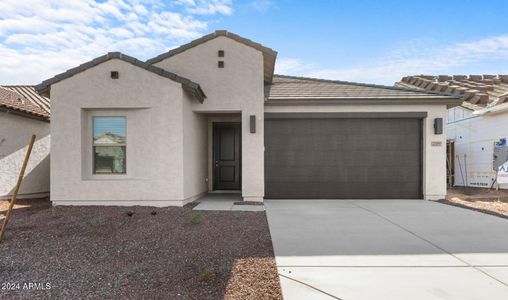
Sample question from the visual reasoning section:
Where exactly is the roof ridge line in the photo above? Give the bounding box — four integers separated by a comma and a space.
146, 30, 277, 64
273, 74, 457, 97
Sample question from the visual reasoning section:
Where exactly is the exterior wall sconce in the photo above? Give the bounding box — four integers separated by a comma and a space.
434, 118, 443, 134
250, 115, 256, 133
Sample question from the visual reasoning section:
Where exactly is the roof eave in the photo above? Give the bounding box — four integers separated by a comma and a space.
183, 84, 206, 103
0, 106, 50, 122
265, 97, 462, 106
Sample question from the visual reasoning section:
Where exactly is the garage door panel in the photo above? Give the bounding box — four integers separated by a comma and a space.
266, 167, 419, 183
266, 134, 420, 152
265, 181, 421, 199
266, 150, 419, 168
265, 118, 422, 199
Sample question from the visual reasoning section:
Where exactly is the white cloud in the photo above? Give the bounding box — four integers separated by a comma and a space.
278, 35, 508, 85
0, 0, 233, 84
175, 0, 233, 15
274, 58, 314, 74
249, 0, 274, 13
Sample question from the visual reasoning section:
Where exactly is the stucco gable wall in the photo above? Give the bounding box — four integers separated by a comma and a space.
50, 59, 186, 205
153, 36, 266, 201
152, 36, 264, 111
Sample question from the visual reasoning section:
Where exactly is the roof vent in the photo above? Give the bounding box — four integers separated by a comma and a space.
111, 71, 119, 79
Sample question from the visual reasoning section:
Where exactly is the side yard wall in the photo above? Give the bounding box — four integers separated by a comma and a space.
0, 113, 50, 199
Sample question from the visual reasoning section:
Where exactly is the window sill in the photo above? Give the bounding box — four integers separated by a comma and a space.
83, 176, 148, 181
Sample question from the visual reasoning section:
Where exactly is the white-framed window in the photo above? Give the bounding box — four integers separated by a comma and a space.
92, 116, 126, 174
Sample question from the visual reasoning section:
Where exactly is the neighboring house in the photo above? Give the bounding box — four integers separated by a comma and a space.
0, 86, 51, 199
35, 30, 460, 206
396, 75, 508, 189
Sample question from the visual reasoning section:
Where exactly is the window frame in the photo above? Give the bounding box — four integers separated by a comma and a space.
92, 115, 127, 175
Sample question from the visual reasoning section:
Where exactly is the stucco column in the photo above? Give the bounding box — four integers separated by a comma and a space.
241, 111, 264, 202
424, 110, 447, 200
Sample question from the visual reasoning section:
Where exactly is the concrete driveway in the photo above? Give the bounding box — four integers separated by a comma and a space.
265, 200, 508, 300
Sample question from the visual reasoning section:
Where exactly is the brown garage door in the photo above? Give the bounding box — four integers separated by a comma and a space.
265, 115, 423, 199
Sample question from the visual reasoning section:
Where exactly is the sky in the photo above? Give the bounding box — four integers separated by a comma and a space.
1, 0, 508, 85
93, 116, 126, 139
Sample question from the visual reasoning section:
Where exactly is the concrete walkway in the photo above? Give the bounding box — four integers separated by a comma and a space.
265, 200, 508, 300
193, 193, 264, 211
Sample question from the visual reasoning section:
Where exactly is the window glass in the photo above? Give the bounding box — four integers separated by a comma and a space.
93, 116, 126, 174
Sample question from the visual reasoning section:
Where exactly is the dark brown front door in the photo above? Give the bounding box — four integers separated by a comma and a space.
213, 123, 241, 190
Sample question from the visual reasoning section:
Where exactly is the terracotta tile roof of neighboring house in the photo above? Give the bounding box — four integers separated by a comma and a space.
146, 30, 278, 83
94, 132, 126, 144
35, 52, 206, 103
0, 86, 50, 121
395, 75, 508, 110
265, 75, 461, 105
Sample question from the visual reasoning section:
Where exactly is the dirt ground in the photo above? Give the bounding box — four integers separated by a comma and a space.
443, 187, 508, 218
0, 198, 281, 299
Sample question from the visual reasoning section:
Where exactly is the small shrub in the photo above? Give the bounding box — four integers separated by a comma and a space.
88, 216, 106, 227
190, 213, 202, 225
197, 267, 215, 282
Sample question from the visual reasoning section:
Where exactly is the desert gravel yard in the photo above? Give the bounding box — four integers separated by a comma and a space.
0, 198, 281, 299
443, 187, 508, 218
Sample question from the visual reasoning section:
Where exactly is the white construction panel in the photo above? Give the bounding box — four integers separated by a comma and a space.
447, 111, 508, 189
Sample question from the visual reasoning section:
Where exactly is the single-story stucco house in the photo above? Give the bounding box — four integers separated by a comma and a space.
0, 86, 51, 199
34, 30, 461, 206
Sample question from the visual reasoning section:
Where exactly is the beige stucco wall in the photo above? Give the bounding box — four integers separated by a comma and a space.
0, 113, 50, 199
50, 58, 188, 206
265, 103, 448, 200
154, 36, 265, 201
182, 91, 208, 202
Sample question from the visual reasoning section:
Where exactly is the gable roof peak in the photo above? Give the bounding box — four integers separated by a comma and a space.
35, 52, 206, 102
146, 30, 277, 83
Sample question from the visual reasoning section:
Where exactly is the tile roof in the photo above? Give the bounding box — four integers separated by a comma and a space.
395, 75, 508, 110
146, 30, 278, 83
0, 86, 50, 121
35, 52, 206, 103
266, 75, 460, 104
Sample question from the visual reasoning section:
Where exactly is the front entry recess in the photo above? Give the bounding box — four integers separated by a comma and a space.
213, 123, 241, 190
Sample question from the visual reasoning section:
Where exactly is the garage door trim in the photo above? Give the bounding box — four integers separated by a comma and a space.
264, 116, 424, 199
265, 112, 428, 119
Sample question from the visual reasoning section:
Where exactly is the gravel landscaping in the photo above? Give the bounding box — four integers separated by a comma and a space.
0, 198, 281, 299
442, 187, 508, 219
